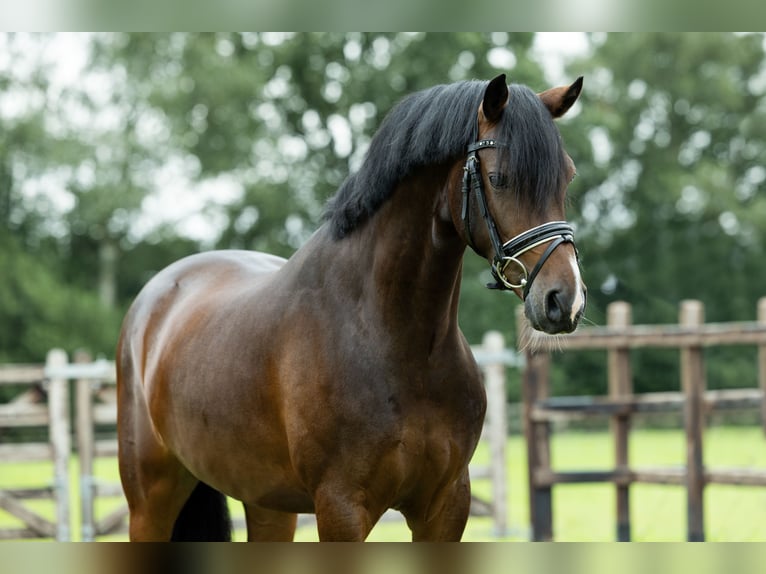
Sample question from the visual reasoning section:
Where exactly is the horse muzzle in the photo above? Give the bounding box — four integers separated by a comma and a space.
524, 269, 587, 334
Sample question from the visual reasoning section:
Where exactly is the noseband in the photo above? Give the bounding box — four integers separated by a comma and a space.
461, 139, 578, 298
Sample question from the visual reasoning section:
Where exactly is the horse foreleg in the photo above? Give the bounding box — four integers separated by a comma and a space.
313, 484, 380, 541
403, 470, 472, 541
243, 503, 297, 541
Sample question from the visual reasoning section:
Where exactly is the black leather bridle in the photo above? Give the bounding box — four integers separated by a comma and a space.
461, 138, 578, 299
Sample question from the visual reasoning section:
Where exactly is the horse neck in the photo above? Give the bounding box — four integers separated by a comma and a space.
340, 165, 467, 337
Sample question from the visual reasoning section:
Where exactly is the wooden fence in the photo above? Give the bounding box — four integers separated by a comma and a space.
0, 333, 511, 540
521, 297, 766, 542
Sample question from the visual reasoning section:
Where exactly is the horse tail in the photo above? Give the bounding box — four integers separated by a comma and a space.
171, 482, 232, 541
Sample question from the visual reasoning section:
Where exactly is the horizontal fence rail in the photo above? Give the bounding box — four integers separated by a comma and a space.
557, 322, 766, 350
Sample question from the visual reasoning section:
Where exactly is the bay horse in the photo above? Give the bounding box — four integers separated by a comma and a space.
117, 74, 586, 541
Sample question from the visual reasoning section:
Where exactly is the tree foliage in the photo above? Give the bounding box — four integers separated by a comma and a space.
1, 33, 765, 402
552, 33, 766, 396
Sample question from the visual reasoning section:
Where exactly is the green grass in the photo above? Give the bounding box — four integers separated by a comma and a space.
2, 426, 766, 541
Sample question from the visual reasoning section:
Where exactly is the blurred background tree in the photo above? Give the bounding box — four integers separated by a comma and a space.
552, 33, 766, 397
1, 33, 765, 402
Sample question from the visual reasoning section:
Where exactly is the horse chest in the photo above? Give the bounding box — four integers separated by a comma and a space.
389, 370, 486, 483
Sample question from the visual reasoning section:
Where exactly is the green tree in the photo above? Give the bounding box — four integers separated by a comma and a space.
0, 35, 207, 322
553, 32, 766, 395
95, 33, 551, 341
16, 32, 764, 400
0, 34, 146, 360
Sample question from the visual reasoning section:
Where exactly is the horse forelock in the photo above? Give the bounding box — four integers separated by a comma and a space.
499, 85, 569, 215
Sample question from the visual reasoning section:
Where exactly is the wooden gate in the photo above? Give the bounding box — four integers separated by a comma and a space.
0, 350, 70, 540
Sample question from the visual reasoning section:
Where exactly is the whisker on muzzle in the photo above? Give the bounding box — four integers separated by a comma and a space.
517, 312, 569, 354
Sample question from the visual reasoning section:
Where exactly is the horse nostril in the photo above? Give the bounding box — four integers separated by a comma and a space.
546, 290, 564, 324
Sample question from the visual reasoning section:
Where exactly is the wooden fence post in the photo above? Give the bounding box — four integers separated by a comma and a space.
607, 301, 632, 541
46, 349, 71, 541
758, 297, 766, 437
519, 307, 552, 541
482, 331, 508, 537
679, 300, 705, 542
74, 350, 96, 542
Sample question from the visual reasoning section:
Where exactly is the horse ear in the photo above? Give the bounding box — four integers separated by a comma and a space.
538, 76, 583, 118
481, 74, 509, 124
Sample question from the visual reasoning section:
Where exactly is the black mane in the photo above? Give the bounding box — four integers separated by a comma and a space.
324, 79, 567, 239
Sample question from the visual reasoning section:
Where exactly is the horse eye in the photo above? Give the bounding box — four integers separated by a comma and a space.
488, 172, 509, 189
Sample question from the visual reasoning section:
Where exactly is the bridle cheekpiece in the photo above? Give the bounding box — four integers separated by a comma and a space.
461, 138, 578, 298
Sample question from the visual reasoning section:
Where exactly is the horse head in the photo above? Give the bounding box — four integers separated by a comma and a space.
454, 74, 586, 334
